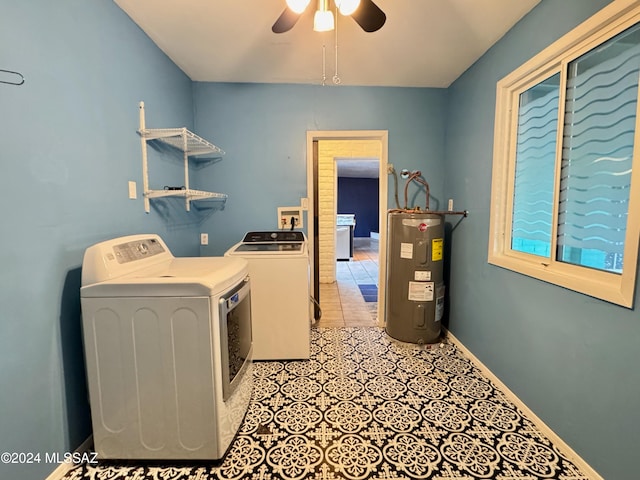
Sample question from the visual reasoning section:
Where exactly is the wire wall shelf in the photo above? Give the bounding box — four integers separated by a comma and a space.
138, 128, 225, 158
138, 101, 227, 213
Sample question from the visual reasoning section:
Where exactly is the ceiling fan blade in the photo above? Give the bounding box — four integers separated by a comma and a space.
272, 8, 301, 33
351, 0, 386, 32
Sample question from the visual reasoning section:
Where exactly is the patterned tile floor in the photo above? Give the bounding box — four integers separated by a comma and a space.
63, 327, 589, 480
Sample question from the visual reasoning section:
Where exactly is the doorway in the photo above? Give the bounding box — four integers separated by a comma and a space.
306, 131, 389, 327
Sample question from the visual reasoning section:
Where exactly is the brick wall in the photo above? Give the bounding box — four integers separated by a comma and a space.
317, 140, 382, 283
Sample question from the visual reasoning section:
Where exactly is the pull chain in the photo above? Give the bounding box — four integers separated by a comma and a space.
320, 7, 341, 86
333, 6, 341, 84
322, 43, 327, 86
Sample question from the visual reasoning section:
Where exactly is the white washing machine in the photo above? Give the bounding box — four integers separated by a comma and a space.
80, 234, 253, 460
225, 231, 311, 360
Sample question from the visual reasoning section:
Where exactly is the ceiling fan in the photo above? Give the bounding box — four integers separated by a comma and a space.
272, 0, 386, 34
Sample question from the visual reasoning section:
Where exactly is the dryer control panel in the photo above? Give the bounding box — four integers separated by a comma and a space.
113, 237, 166, 264
81, 234, 174, 286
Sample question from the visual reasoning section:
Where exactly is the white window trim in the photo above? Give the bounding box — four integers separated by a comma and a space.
489, 0, 640, 308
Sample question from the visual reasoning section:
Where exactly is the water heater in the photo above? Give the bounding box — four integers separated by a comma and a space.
385, 212, 445, 344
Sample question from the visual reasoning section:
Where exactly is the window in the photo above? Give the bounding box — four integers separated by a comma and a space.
489, 0, 640, 308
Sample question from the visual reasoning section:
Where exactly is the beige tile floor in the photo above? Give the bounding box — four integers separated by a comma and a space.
316, 237, 380, 327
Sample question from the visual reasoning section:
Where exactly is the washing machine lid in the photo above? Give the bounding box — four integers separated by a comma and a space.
225, 231, 308, 256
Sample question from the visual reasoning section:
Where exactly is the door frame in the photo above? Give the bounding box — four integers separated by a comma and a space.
306, 130, 389, 327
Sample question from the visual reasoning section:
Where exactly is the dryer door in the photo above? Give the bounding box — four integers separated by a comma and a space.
218, 276, 252, 400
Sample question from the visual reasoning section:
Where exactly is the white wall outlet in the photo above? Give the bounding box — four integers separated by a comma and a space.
448, 198, 454, 211
128, 181, 137, 199
200, 233, 208, 245
301, 197, 309, 210
278, 206, 303, 230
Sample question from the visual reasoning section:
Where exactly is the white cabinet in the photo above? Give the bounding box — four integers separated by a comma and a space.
138, 101, 227, 213
336, 214, 356, 260
336, 226, 351, 260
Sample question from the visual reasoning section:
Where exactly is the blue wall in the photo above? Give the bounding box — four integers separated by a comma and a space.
444, 1, 639, 478
1, 1, 197, 478
3, 0, 636, 478
0, 7, 448, 476
337, 177, 379, 237
192, 82, 448, 255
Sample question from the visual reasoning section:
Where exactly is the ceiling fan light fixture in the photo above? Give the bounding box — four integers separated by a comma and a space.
335, 0, 360, 16
286, 0, 310, 14
313, 9, 334, 31
313, 0, 334, 32
273, 0, 384, 34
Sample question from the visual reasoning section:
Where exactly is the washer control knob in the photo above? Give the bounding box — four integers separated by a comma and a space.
270, 232, 278, 240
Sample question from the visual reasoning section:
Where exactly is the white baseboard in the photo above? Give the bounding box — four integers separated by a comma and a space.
44, 435, 93, 480
370, 232, 380, 240
444, 329, 603, 480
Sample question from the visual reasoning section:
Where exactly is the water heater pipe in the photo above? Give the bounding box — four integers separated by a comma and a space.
402, 171, 430, 210
388, 170, 468, 217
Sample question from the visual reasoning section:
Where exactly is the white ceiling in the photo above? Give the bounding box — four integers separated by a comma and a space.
337, 158, 380, 178
114, 0, 541, 88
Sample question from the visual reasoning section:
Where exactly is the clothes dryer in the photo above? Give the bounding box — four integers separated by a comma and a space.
80, 234, 253, 460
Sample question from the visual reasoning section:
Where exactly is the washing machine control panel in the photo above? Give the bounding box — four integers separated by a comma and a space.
242, 231, 305, 243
